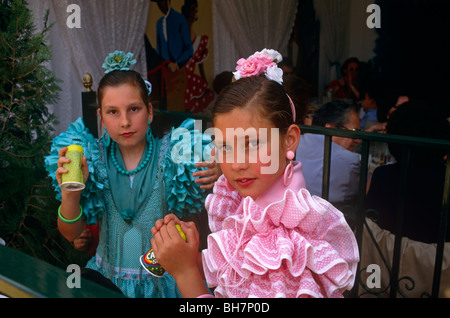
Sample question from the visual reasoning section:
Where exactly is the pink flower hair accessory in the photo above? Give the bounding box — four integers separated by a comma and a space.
233, 49, 297, 122
233, 49, 284, 85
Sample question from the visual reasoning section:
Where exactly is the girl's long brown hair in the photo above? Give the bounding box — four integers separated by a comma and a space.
97, 70, 150, 109
212, 76, 294, 135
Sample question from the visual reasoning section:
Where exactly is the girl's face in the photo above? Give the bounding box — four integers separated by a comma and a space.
214, 107, 298, 200
99, 83, 152, 150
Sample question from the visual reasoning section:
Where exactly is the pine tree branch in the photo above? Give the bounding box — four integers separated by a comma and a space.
0, 39, 16, 140
4, 112, 52, 129
0, 32, 13, 50
12, 85, 44, 107
1, 85, 48, 140
10, 185, 48, 259
6, 48, 40, 62
31, 185, 47, 190
29, 195, 47, 200
14, 63, 41, 81
0, 104, 11, 112
2, 130, 31, 147
0, 147, 39, 158
16, 232, 38, 258
27, 204, 46, 212
52, 238, 67, 254
26, 185, 50, 212
43, 242, 65, 267
10, 211, 39, 259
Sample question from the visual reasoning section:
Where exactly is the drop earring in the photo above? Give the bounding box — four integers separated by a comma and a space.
146, 120, 152, 143
102, 127, 111, 148
283, 150, 295, 186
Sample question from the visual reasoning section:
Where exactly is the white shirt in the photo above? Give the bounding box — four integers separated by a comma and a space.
295, 134, 361, 203
162, 7, 171, 42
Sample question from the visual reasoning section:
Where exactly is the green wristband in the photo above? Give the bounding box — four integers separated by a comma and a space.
58, 205, 83, 223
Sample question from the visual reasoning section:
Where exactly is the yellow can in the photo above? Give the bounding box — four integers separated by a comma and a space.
61, 145, 85, 191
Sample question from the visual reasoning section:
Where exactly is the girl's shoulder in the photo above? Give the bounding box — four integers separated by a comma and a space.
44, 118, 104, 224
157, 118, 213, 165
162, 118, 214, 217
205, 175, 243, 233
44, 118, 100, 181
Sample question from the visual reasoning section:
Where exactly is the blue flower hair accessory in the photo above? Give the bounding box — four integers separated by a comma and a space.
102, 51, 136, 74
102, 50, 152, 96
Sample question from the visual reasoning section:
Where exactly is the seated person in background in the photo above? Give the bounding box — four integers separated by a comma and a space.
212, 71, 233, 96
201, 71, 233, 117
296, 101, 361, 224
384, 94, 410, 119
327, 57, 360, 102
359, 82, 398, 176
366, 89, 408, 134
359, 80, 384, 130
279, 56, 295, 76
365, 100, 450, 243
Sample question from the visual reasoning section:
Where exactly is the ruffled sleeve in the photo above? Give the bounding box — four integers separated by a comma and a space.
205, 174, 243, 233
164, 118, 214, 218
44, 118, 105, 225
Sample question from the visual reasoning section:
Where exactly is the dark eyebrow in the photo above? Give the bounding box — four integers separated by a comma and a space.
102, 102, 143, 110
101, 105, 118, 113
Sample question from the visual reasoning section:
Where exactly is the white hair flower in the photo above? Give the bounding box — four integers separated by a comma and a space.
265, 65, 284, 85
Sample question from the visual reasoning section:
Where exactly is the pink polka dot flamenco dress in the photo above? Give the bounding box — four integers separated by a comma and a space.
201, 162, 360, 298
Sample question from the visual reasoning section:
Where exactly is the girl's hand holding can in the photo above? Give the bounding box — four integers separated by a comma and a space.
56, 146, 89, 242
150, 221, 199, 278
56, 146, 89, 191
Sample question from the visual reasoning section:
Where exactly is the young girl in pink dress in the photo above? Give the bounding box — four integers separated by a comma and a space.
150, 49, 359, 298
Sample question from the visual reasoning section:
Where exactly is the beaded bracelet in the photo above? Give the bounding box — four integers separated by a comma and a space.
58, 205, 83, 223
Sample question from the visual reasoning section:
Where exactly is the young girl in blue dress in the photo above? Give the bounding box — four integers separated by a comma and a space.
45, 51, 218, 298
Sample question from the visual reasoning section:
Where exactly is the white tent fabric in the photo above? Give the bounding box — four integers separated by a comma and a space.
212, 0, 298, 75
314, 0, 351, 96
27, 0, 149, 134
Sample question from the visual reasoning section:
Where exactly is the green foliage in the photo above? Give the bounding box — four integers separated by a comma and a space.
0, 0, 88, 268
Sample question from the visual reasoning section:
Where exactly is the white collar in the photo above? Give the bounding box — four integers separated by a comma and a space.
162, 7, 172, 42
164, 7, 171, 19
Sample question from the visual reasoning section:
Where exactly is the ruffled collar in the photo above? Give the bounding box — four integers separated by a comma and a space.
203, 161, 359, 297
255, 161, 306, 209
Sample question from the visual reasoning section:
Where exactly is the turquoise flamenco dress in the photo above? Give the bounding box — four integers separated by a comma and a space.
45, 118, 213, 298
